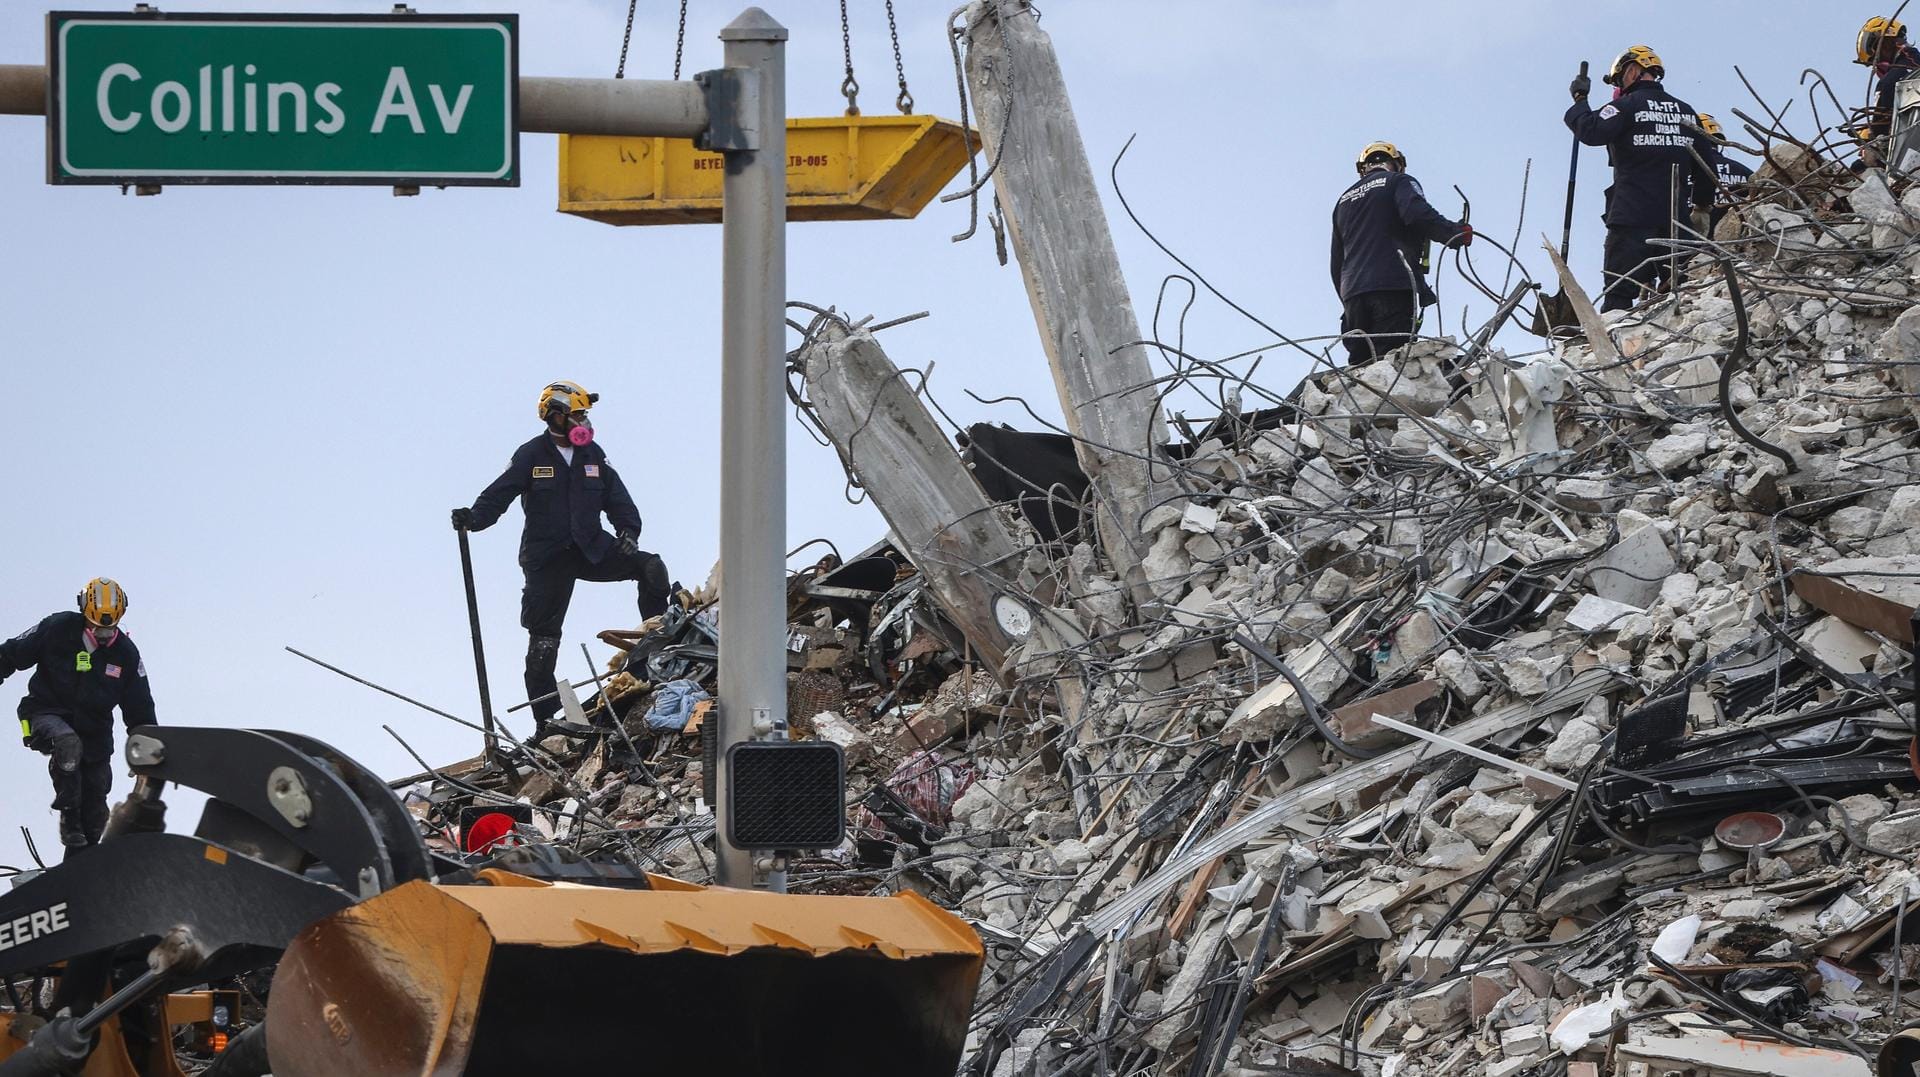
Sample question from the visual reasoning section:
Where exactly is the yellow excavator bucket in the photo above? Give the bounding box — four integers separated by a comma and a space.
557, 114, 979, 225
264, 873, 983, 1076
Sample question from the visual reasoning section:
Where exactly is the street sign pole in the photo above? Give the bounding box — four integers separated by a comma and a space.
714, 9, 787, 892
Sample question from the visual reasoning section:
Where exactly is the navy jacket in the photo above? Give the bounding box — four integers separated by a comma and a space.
1566, 80, 1716, 229
0, 612, 156, 753
467, 433, 644, 571
1708, 147, 1753, 203
1329, 170, 1466, 305
1871, 46, 1920, 140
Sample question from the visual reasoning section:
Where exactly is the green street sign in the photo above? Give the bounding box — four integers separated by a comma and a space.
48, 12, 518, 186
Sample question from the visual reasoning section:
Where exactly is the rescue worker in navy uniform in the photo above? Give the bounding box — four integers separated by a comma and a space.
452, 381, 670, 740
1330, 141, 1472, 365
0, 579, 156, 854
1856, 16, 1920, 166
1696, 114, 1753, 233
1566, 46, 1717, 312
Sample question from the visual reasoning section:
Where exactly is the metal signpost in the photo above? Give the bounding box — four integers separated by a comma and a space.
2, 8, 792, 890
48, 12, 518, 185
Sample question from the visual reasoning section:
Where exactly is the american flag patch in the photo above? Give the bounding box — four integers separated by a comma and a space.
103, 664, 122, 678
584, 464, 600, 477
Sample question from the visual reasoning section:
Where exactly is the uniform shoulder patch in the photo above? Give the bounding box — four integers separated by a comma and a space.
1406, 177, 1424, 195
1599, 104, 1619, 120
531, 466, 555, 479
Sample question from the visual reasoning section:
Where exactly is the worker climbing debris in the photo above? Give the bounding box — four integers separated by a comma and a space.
1696, 112, 1754, 232
452, 381, 671, 742
1856, 14, 1919, 162
1329, 140, 1471, 364
0, 578, 155, 854
1566, 44, 1718, 311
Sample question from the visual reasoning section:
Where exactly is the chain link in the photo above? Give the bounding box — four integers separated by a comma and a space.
614, 0, 639, 78
673, 0, 688, 80
886, 0, 913, 113
840, 0, 861, 115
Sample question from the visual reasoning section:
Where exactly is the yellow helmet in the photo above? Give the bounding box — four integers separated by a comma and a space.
1697, 113, 1724, 140
77, 578, 127, 629
1603, 45, 1664, 85
535, 380, 598, 422
1858, 16, 1906, 64
1355, 141, 1406, 174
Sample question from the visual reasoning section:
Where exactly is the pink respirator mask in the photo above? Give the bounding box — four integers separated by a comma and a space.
568, 422, 594, 446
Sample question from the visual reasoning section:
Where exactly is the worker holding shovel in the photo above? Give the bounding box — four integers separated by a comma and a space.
452, 381, 670, 743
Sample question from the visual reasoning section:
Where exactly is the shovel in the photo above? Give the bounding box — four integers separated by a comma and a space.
456, 526, 502, 764
1530, 61, 1588, 337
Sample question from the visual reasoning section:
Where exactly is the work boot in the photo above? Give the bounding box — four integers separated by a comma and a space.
58, 811, 87, 849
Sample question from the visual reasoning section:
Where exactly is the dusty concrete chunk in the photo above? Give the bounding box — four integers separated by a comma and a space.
1375, 611, 1440, 680
1565, 594, 1643, 633
1829, 794, 1891, 832
1645, 429, 1709, 471
1143, 526, 1192, 587
1538, 866, 1623, 916
1553, 478, 1621, 513
1487, 1056, 1544, 1077
1405, 978, 1469, 1028
1500, 1023, 1548, 1059
1353, 351, 1452, 416
1179, 501, 1221, 533
1452, 791, 1524, 847
1404, 938, 1466, 981
1590, 525, 1676, 608
1433, 649, 1486, 701
1541, 718, 1603, 770
1869, 811, 1920, 852
810, 710, 873, 765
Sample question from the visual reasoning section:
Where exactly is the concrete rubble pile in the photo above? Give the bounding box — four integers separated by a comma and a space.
924, 148, 1920, 1076
399, 144, 1920, 1075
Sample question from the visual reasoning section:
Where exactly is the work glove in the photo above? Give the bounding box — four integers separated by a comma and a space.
1456, 223, 1474, 247
616, 529, 642, 558
1570, 72, 1591, 101
1688, 207, 1712, 238
451, 507, 474, 531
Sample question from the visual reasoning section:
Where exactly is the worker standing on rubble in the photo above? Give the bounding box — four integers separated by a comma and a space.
1855, 16, 1920, 163
1329, 141, 1472, 364
0, 579, 155, 854
452, 381, 671, 741
1566, 46, 1717, 312
1696, 114, 1753, 234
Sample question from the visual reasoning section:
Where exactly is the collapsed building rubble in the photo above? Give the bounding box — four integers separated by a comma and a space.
386, 75, 1920, 1077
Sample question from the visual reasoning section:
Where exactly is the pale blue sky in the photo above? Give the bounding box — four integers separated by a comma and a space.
0, 0, 1857, 870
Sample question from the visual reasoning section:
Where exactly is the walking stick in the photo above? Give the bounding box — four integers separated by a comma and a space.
456, 527, 500, 764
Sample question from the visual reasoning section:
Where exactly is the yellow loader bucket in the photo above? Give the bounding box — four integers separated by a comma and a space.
264, 873, 982, 1076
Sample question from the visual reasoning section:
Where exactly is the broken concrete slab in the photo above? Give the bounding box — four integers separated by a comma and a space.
1589, 524, 1677, 608
1790, 555, 1920, 642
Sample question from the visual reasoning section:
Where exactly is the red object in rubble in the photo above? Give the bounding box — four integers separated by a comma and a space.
465, 811, 518, 854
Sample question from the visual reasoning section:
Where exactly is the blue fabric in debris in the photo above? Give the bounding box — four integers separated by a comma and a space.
644, 679, 711, 732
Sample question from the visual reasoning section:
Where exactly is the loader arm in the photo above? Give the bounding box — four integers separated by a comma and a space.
120, 725, 433, 896
0, 725, 431, 982
0, 832, 349, 984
